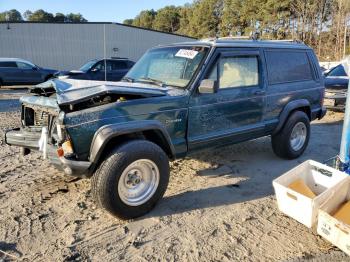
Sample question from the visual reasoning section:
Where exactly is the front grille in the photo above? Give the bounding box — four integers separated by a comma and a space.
23, 106, 50, 127
34, 110, 49, 126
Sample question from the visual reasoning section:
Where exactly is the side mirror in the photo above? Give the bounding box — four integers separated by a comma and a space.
198, 79, 218, 94
32, 66, 38, 71
91, 68, 100, 72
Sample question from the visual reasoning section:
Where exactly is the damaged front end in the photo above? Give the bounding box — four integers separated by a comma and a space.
5, 93, 90, 176
5, 79, 167, 177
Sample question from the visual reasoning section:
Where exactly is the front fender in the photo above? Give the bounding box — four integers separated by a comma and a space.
89, 120, 175, 164
272, 99, 310, 135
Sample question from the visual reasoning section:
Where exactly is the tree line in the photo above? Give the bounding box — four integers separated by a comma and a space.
0, 9, 87, 23
124, 0, 350, 61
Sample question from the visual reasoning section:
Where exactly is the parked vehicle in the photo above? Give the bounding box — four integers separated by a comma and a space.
5, 39, 326, 219
56, 58, 134, 81
324, 64, 349, 111
0, 58, 57, 88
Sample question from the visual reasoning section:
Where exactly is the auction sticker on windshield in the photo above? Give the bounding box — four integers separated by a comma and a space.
175, 49, 199, 59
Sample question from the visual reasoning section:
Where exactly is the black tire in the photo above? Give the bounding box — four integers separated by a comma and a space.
271, 111, 310, 159
92, 140, 170, 219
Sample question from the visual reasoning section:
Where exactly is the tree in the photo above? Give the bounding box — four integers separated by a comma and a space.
26, 9, 54, 22
188, 0, 223, 38
153, 6, 180, 33
220, 0, 247, 36
0, 9, 23, 21
132, 10, 157, 29
177, 4, 194, 35
65, 13, 87, 22
54, 13, 66, 22
123, 19, 134, 25
23, 10, 33, 20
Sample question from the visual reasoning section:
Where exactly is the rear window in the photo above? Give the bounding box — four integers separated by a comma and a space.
0, 61, 17, 68
265, 50, 313, 84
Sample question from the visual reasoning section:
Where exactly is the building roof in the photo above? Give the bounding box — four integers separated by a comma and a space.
0, 21, 196, 40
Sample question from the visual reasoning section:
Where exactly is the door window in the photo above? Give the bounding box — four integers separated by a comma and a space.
17, 62, 33, 69
93, 61, 105, 71
207, 56, 259, 89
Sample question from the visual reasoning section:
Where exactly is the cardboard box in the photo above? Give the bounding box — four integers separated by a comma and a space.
317, 179, 350, 256
273, 160, 349, 228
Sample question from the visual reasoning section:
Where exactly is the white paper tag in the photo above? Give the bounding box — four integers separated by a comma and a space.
175, 49, 198, 59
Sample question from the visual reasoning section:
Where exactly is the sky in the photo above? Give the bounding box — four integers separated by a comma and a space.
0, 0, 191, 23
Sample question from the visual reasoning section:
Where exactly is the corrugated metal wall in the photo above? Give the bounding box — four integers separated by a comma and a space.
0, 23, 194, 70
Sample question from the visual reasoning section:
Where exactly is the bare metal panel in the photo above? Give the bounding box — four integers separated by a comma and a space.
0, 23, 194, 70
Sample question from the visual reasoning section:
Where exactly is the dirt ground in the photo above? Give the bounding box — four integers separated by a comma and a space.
0, 88, 349, 261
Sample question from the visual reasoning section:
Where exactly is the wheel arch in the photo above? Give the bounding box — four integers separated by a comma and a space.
89, 120, 175, 170
273, 99, 311, 135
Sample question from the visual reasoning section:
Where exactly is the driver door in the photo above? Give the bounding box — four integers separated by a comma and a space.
188, 49, 266, 150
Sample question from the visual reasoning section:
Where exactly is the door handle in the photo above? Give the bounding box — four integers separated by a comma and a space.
254, 90, 265, 95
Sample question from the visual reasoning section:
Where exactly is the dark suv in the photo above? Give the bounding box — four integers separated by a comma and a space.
5, 39, 326, 219
57, 58, 134, 81
0, 58, 57, 87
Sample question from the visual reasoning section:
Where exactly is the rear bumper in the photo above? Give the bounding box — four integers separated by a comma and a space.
311, 106, 327, 120
5, 128, 92, 178
318, 106, 327, 119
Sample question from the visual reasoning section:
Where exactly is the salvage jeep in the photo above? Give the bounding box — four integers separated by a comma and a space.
5, 39, 326, 219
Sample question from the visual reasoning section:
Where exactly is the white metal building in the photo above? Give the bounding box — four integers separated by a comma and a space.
0, 22, 195, 70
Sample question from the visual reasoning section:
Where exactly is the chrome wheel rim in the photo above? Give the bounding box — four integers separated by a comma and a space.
290, 122, 307, 151
118, 159, 159, 206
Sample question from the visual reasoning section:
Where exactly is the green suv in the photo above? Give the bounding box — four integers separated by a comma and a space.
5, 39, 326, 219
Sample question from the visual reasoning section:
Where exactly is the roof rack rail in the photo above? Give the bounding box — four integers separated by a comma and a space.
264, 39, 304, 44
219, 36, 250, 40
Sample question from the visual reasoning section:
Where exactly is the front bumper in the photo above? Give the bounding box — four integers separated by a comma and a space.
5, 128, 41, 150
5, 128, 92, 178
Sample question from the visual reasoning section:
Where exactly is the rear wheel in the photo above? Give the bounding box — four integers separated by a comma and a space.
92, 140, 170, 219
271, 111, 310, 159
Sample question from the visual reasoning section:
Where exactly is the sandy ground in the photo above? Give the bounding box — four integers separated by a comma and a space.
0, 88, 349, 261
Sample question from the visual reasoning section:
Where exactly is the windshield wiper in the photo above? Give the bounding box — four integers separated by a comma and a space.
136, 77, 167, 87
121, 76, 135, 83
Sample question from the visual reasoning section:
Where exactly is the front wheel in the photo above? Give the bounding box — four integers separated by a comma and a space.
271, 111, 310, 159
92, 140, 170, 219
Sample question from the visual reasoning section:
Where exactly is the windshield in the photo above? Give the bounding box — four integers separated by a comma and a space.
124, 46, 209, 88
327, 65, 347, 77
79, 60, 97, 72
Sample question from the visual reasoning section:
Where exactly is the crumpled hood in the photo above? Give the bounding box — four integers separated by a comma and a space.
30, 79, 168, 106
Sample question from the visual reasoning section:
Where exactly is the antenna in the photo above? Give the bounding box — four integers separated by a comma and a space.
103, 24, 107, 82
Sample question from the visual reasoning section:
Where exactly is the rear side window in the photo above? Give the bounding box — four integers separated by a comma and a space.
111, 61, 128, 70
0, 61, 17, 68
265, 50, 313, 84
